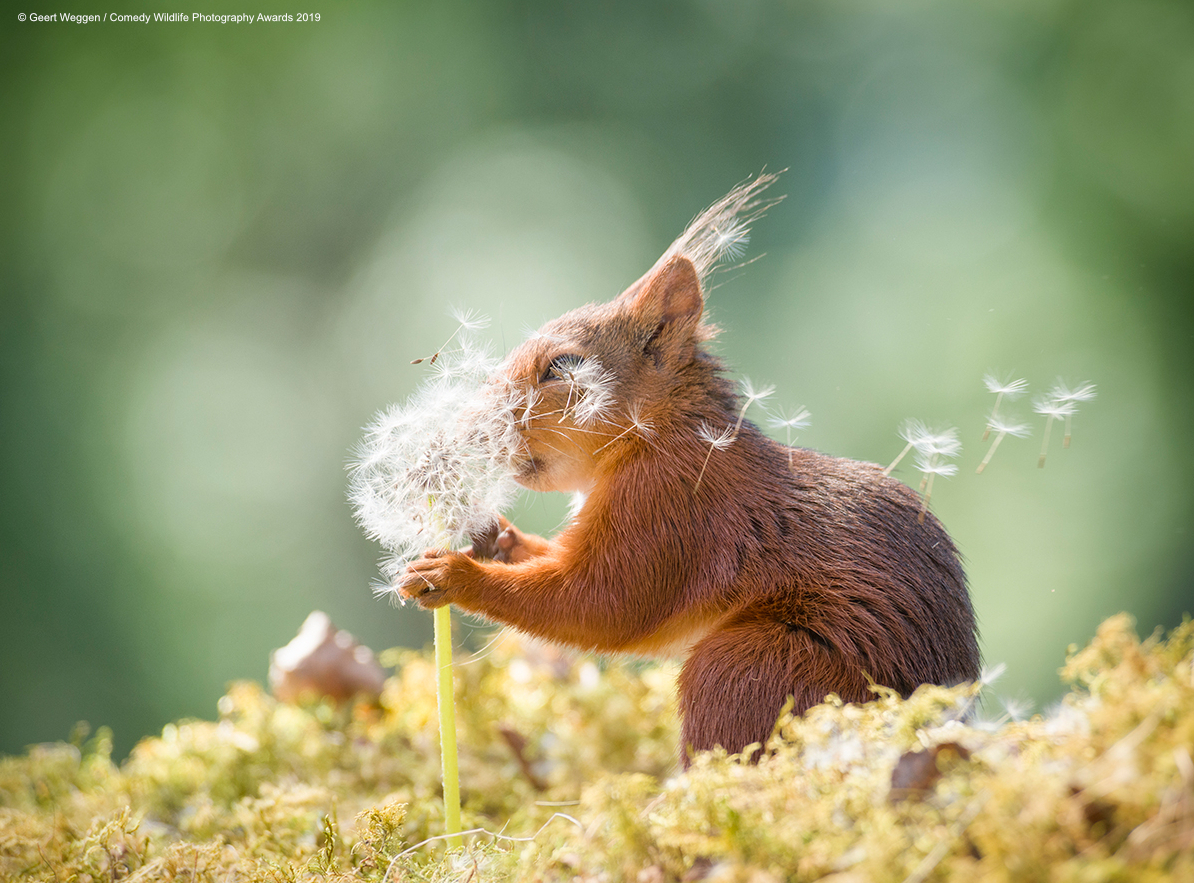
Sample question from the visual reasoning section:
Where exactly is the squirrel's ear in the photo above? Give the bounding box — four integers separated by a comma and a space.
618, 255, 704, 349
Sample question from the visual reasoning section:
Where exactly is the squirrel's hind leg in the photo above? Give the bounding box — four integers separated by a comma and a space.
677, 604, 870, 766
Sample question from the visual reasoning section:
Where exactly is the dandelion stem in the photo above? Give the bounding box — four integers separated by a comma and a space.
1038, 416, 1053, 468
732, 400, 752, 436
694, 445, 717, 493
983, 392, 1004, 442
884, 442, 914, 477
919, 471, 936, 524
428, 503, 462, 851
1064, 412, 1072, 448
411, 325, 463, 366
433, 605, 463, 850
976, 432, 1005, 474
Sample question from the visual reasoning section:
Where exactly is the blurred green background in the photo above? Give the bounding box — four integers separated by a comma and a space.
2, 0, 1191, 759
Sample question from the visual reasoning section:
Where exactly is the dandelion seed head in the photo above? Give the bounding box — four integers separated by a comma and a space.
349, 331, 520, 587
982, 373, 1029, 398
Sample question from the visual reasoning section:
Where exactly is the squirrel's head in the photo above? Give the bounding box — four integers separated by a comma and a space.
493, 255, 711, 493
490, 172, 781, 494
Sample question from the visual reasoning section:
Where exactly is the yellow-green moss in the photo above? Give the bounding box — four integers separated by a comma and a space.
2, 614, 1192, 882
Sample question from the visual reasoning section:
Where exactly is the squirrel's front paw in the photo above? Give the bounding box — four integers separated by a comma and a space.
397, 549, 471, 608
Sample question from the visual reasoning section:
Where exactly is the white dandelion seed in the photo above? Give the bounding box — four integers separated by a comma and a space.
1033, 393, 1077, 468
769, 405, 811, 468
691, 378, 775, 493
710, 221, 750, 261
449, 306, 490, 332
885, 420, 958, 476
978, 662, 1008, 689
999, 696, 1032, 723
769, 406, 812, 435
736, 378, 774, 433
914, 440, 960, 524
411, 307, 492, 366
694, 421, 735, 492
1050, 381, 1097, 448
595, 401, 657, 454
739, 377, 776, 405
564, 359, 616, 427
982, 373, 1028, 440
696, 421, 736, 450
975, 413, 1031, 474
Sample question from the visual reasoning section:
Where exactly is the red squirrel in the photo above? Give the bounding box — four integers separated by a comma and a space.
398, 176, 980, 764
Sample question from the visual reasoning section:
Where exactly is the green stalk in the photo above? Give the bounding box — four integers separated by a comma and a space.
427, 500, 463, 851
434, 600, 463, 850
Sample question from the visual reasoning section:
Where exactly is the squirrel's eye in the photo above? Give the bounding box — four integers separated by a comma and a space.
541, 353, 583, 383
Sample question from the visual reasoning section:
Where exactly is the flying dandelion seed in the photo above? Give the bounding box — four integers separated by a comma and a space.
690, 380, 774, 493
885, 420, 927, 477
410, 307, 492, 366
981, 373, 1028, 441
881, 422, 960, 521
885, 420, 958, 477
975, 414, 1031, 474
595, 402, 656, 454
1051, 381, 1097, 448
1033, 394, 1077, 469
914, 445, 960, 524
736, 378, 774, 431
769, 406, 811, 468
694, 421, 736, 492
559, 359, 616, 427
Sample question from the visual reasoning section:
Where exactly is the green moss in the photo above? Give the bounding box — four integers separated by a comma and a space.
2, 614, 1192, 881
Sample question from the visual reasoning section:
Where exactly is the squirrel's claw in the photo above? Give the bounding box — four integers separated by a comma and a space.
397, 549, 466, 609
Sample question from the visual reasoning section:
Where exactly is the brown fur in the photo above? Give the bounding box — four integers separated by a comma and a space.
401, 254, 980, 766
